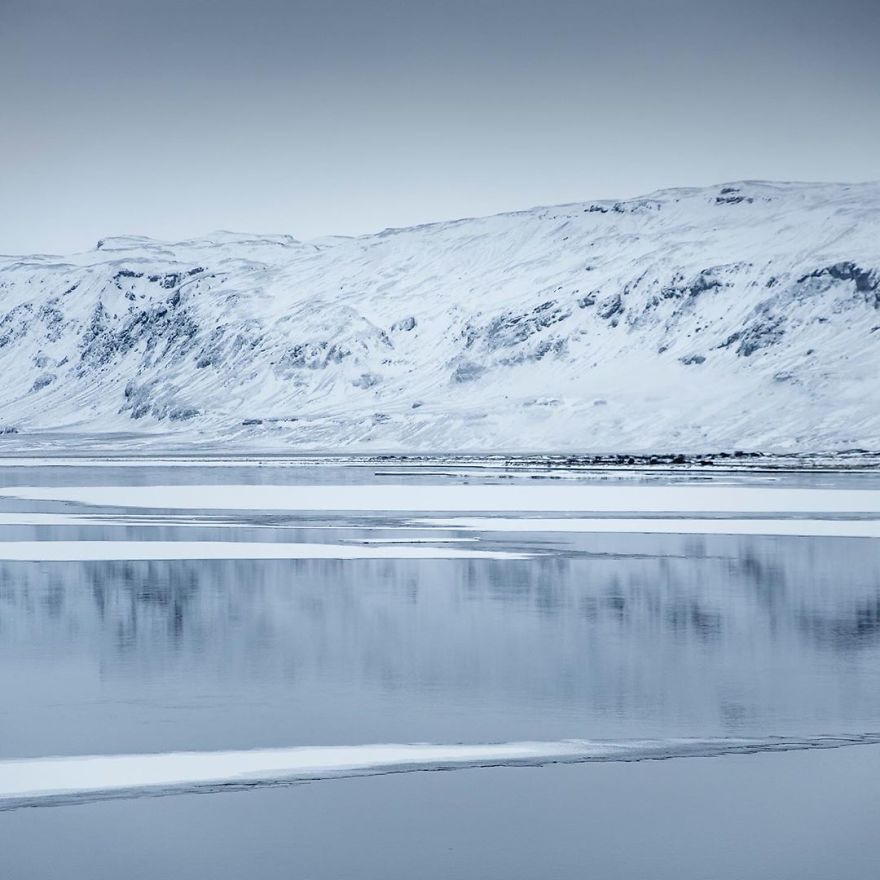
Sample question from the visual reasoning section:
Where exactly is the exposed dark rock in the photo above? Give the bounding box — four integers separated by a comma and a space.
391, 316, 417, 332
475, 301, 571, 350
119, 379, 198, 422
597, 293, 622, 319
451, 361, 485, 383
352, 372, 380, 389
37, 301, 64, 341
796, 261, 879, 305
499, 337, 567, 365
577, 292, 597, 308
0, 303, 34, 348
31, 372, 56, 392
79, 294, 199, 371
168, 406, 199, 421
656, 266, 740, 304
736, 314, 785, 357
715, 188, 755, 205
688, 271, 726, 296
277, 341, 351, 371
610, 199, 662, 214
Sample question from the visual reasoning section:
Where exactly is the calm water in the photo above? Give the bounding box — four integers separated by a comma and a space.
1, 462, 879, 878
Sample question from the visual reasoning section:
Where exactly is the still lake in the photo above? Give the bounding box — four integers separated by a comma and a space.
1, 460, 879, 878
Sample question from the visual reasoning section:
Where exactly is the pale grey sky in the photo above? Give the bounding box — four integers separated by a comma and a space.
2, 0, 879, 254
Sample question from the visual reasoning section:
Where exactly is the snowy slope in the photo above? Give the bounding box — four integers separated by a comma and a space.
1, 181, 878, 453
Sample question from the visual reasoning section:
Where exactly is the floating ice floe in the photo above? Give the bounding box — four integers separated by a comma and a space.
1, 484, 879, 514
2, 734, 879, 810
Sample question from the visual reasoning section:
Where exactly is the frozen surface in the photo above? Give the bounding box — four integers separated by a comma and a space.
1, 460, 879, 877
3, 482, 879, 513
5, 748, 880, 880
3, 735, 879, 810
420, 517, 880, 538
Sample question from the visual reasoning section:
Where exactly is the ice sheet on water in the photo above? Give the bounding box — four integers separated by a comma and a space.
1, 483, 879, 513
3, 735, 880, 811
418, 517, 880, 539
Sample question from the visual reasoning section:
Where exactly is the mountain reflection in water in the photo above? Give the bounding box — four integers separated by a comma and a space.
1, 530, 878, 759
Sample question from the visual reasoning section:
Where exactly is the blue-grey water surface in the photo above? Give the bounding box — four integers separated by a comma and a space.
1, 462, 878, 878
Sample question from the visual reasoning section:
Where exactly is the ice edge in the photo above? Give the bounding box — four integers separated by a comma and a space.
2, 734, 879, 812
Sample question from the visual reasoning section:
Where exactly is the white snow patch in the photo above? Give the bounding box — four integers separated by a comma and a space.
419, 517, 880, 539
3, 484, 878, 514
2, 735, 878, 809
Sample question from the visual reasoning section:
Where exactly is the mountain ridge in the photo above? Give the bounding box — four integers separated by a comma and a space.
2, 180, 879, 453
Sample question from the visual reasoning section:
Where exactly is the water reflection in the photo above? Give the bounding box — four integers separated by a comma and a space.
1, 531, 879, 760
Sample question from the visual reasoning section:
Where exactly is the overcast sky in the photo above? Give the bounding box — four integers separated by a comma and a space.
3, 0, 879, 254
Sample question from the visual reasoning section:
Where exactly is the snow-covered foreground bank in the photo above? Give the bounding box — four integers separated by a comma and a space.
3, 735, 880, 810
1, 181, 879, 452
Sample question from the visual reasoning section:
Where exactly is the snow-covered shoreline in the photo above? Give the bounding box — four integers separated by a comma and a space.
0, 451, 877, 475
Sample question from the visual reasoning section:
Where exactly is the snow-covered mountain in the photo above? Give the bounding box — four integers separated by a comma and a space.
2, 181, 879, 453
